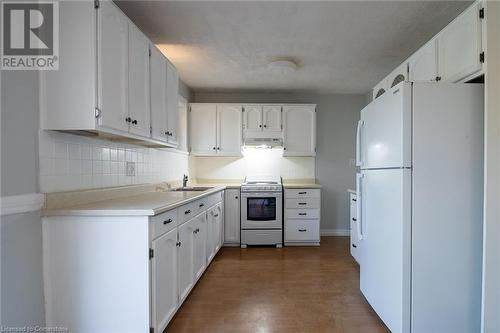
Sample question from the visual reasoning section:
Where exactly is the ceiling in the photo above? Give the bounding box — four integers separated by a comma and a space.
116, 1, 471, 94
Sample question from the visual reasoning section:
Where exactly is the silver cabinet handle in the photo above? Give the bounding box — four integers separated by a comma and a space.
298, 213, 307, 216
299, 192, 307, 194
185, 209, 191, 215
214, 214, 219, 217
163, 219, 173, 225
298, 202, 307, 205
298, 229, 307, 232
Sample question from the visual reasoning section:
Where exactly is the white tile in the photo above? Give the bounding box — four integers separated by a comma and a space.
110, 161, 119, 175
118, 149, 125, 162
102, 161, 111, 174
81, 160, 92, 175
81, 175, 93, 189
118, 162, 125, 175
92, 160, 102, 175
54, 142, 68, 159
102, 147, 110, 161
69, 159, 82, 175
92, 146, 102, 160
54, 159, 68, 175
39, 158, 53, 176
81, 144, 91, 160
68, 144, 81, 160
110, 148, 118, 161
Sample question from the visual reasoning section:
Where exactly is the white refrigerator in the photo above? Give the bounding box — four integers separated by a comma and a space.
355, 82, 484, 333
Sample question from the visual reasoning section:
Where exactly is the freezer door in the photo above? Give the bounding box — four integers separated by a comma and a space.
359, 169, 411, 333
360, 82, 412, 169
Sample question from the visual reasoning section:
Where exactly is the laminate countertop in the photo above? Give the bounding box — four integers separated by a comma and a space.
43, 186, 226, 217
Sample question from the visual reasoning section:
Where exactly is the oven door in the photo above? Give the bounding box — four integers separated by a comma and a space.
241, 191, 283, 229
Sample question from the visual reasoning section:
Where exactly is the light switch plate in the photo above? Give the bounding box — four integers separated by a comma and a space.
126, 161, 136, 176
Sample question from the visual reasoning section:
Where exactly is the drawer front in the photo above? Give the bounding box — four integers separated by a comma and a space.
285, 189, 320, 199
285, 219, 320, 242
194, 197, 209, 215
286, 209, 320, 219
206, 191, 223, 209
179, 201, 197, 224
285, 198, 320, 209
350, 193, 357, 204
151, 209, 178, 239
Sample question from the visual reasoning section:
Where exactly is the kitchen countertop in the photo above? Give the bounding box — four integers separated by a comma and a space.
43, 186, 226, 217
282, 179, 322, 189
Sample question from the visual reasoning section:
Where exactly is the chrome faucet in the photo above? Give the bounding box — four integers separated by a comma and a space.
182, 174, 188, 188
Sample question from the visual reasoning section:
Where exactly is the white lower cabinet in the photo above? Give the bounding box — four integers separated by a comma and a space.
349, 192, 360, 264
284, 188, 321, 246
43, 191, 224, 333
193, 212, 207, 281
151, 228, 178, 333
224, 189, 241, 246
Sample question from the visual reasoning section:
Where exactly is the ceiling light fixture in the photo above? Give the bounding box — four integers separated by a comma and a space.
268, 59, 298, 74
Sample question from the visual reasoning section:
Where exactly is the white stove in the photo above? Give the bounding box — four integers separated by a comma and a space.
240, 176, 283, 248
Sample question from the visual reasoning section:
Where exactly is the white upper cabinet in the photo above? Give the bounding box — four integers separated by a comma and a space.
283, 105, 316, 156
98, 0, 129, 133
151, 228, 178, 333
150, 46, 168, 142
40, 1, 179, 147
387, 62, 408, 89
409, 39, 439, 82
243, 105, 263, 135
217, 104, 243, 156
166, 61, 179, 146
262, 105, 282, 133
438, 2, 482, 82
128, 24, 151, 137
190, 104, 242, 156
190, 104, 217, 155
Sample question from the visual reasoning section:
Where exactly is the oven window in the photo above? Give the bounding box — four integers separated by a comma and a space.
247, 197, 276, 221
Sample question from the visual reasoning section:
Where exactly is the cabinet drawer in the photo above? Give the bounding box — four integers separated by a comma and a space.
285, 189, 320, 199
150, 209, 178, 239
285, 219, 320, 242
206, 191, 223, 209
286, 209, 320, 219
285, 198, 320, 209
179, 201, 197, 224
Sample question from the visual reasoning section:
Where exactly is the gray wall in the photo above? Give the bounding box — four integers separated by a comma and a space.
1, 71, 45, 326
194, 91, 367, 232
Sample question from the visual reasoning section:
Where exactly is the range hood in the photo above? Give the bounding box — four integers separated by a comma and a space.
243, 137, 283, 148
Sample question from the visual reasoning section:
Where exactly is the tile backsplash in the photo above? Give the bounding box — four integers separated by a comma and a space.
39, 131, 189, 193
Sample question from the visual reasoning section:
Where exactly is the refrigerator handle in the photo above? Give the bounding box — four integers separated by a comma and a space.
356, 173, 364, 240
356, 120, 364, 166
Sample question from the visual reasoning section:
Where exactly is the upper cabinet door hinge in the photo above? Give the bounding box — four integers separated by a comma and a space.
95, 107, 101, 118
94, 0, 100, 9
480, 52, 485, 63
149, 126, 153, 135
242, 107, 245, 112
149, 248, 154, 260
479, 7, 484, 19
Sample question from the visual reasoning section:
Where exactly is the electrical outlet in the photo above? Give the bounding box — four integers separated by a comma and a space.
126, 161, 136, 176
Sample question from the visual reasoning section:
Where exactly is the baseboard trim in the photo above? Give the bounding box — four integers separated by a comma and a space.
1, 193, 44, 216
320, 229, 350, 236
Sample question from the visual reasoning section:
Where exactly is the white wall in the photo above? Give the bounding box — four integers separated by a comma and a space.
193, 92, 367, 232
39, 131, 189, 193
1, 71, 45, 326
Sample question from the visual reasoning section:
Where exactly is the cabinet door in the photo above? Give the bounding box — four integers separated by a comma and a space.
128, 24, 150, 137
193, 213, 207, 281
178, 220, 194, 303
387, 62, 408, 89
214, 204, 223, 253
217, 104, 242, 156
98, 1, 129, 133
150, 46, 168, 142
350, 202, 359, 263
409, 39, 438, 82
263, 105, 282, 133
190, 104, 217, 155
438, 2, 482, 82
206, 208, 216, 263
224, 189, 240, 244
151, 228, 178, 333
283, 105, 316, 156
166, 61, 179, 146
243, 105, 262, 134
